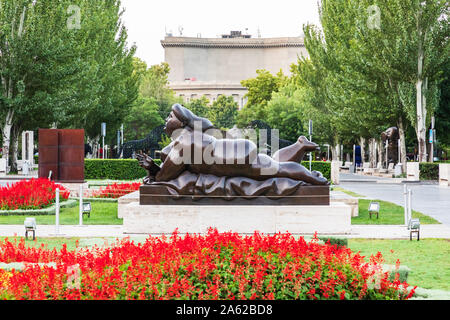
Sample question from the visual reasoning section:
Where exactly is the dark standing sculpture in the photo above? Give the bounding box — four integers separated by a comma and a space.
137, 104, 330, 205
381, 127, 399, 165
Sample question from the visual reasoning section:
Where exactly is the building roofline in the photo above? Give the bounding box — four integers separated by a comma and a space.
169, 82, 247, 91
161, 36, 305, 49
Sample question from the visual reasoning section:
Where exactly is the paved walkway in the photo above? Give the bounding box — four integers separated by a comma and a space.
1, 224, 450, 239
2, 173, 449, 239
340, 181, 450, 226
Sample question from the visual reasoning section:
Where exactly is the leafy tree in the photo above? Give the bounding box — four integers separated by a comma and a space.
295, 0, 449, 166
61, 0, 138, 148
185, 96, 210, 118
343, 0, 449, 162
209, 95, 238, 129
237, 69, 287, 127
0, 0, 138, 170
122, 60, 181, 144
436, 70, 450, 148
139, 62, 180, 120
123, 97, 164, 141
265, 84, 306, 142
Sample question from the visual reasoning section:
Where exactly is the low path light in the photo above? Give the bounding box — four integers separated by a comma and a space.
408, 218, 420, 241
368, 201, 380, 219
82, 202, 91, 218
24, 218, 36, 240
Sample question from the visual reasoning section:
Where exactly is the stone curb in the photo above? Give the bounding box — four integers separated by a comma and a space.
0, 200, 77, 216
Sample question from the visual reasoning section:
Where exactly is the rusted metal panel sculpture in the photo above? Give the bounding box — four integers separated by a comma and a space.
138, 104, 330, 206
38, 129, 85, 182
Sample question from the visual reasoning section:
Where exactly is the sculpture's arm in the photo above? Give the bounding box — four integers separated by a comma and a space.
155, 139, 188, 182
137, 153, 161, 184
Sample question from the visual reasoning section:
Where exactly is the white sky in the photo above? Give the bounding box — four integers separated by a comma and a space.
120, 0, 322, 66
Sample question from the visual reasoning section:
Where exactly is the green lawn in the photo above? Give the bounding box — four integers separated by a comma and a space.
333, 186, 366, 198
0, 202, 121, 225
0, 236, 80, 251
348, 239, 450, 291
352, 199, 439, 225
334, 186, 439, 225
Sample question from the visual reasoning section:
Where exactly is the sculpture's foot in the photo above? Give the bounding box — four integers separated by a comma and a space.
311, 170, 329, 185
298, 136, 320, 152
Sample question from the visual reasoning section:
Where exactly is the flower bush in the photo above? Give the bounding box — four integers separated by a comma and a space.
0, 229, 415, 300
0, 178, 70, 210
91, 182, 141, 199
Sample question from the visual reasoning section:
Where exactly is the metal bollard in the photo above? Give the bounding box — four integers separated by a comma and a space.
403, 184, 408, 226
55, 188, 60, 235
79, 185, 83, 226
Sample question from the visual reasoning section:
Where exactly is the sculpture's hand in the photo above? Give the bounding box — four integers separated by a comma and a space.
137, 153, 161, 184
143, 175, 155, 184
137, 153, 154, 170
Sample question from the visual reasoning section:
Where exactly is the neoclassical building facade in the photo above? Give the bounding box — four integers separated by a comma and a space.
161, 32, 308, 109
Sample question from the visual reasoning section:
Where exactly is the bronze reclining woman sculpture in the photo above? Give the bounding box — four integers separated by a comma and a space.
137, 104, 329, 203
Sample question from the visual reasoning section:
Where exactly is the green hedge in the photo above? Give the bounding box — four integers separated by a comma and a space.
301, 161, 331, 181
318, 236, 348, 248
383, 265, 411, 283
85, 159, 147, 180
419, 163, 439, 180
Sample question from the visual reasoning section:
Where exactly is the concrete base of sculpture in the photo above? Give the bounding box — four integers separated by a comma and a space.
119, 201, 352, 235
59, 182, 88, 197
139, 185, 330, 206
439, 164, 450, 187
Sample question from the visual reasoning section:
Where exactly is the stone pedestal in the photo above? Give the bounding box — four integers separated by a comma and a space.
406, 162, 420, 181
118, 191, 139, 218
331, 192, 359, 217
59, 182, 88, 197
21, 131, 34, 167
0, 158, 6, 173
120, 202, 352, 235
439, 164, 450, 187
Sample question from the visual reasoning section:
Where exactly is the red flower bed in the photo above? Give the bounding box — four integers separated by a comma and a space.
0, 178, 70, 210
0, 229, 415, 300
91, 182, 141, 199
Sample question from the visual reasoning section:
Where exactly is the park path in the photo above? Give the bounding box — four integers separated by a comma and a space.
340, 175, 450, 226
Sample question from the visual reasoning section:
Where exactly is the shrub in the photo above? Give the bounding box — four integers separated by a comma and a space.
419, 163, 439, 180
301, 161, 331, 181
0, 230, 415, 300
85, 159, 146, 180
383, 265, 411, 284
0, 178, 70, 210
84, 159, 162, 180
318, 236, 348, 248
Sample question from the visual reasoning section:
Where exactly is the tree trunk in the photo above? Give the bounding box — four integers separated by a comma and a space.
359, 137, 366, 164
88, 136, 100, 159
398, 117, 407, 173
416, 78, 427, 162
378, 139, 383, 168
1, 109, 14, 173
9, 125, 20, 173
416, 15, 427, 163
368, 138, 376, 168
331, 136, 339, 162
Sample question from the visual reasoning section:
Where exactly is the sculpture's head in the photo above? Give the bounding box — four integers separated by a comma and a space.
381, 127, 399, 142
165, 104, 214, 136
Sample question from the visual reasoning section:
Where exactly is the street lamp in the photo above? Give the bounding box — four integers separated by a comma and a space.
101, 122, 106, 159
